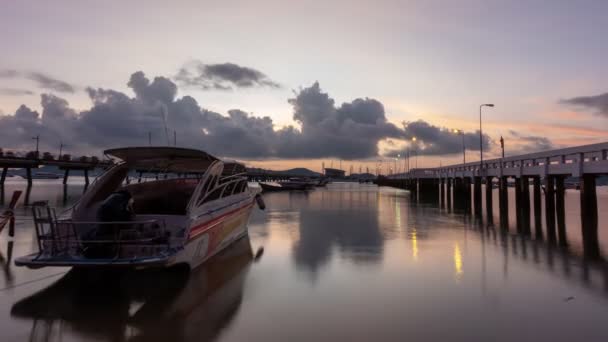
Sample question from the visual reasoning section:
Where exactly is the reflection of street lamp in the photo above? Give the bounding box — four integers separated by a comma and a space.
479, 104, 494, 169
453, 129, 465, 164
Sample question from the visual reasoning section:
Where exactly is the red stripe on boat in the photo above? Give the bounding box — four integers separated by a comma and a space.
188, 202, 253, 240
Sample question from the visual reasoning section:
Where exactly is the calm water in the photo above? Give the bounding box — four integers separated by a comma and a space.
1, 179, 608, 341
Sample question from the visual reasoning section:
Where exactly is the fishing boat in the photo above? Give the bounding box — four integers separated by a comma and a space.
15, 147, 264, 270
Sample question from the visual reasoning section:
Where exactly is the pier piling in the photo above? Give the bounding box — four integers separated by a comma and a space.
555, 176, 567, 247
474, 177, 482, 217
521, 177, 531, 234
485, 176, 493, 224
580, 174, 599, 259
545, 176, 557, 242
499, 176, 509, 230
532, 176, 543, 238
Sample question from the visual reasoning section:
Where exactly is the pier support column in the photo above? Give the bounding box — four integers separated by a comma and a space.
521, 177, 531, 234
532, 176, 542, 238
485, 176, 493, 224
514, 177, 523, 232
580, 175, 599, 259
26, 167, 32, 187
464, 177, 472, 215
474, 177, 482, 217
545, 176, 557, 243
499, 176, 509, 230
440, 178, 445, 208
555, 176, 567, 247
63, 169, 70, 185
446, 178, 452, 211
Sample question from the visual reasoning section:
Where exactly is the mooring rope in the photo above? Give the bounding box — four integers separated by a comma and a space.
0, 271, 66, 292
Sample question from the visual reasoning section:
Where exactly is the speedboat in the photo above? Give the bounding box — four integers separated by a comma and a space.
15, 147, 264, 270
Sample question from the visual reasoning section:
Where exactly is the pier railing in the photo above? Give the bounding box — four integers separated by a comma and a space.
389, 141, 608, 179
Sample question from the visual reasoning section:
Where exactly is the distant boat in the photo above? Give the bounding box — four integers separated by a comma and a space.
316, 178, 330, 187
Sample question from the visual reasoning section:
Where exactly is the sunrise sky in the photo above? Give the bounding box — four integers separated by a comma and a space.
1, 0, 607, 172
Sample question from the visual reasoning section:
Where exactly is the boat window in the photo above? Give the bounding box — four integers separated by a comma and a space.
203, 183, 225, 203
223, 181, 236, 196
234, 180, 247, 194
197, 175, 217, 206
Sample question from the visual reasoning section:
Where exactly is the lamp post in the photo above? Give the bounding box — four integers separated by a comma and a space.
453, 129, 466, 164
411, 136, 418, 169
479, 104, 494, 171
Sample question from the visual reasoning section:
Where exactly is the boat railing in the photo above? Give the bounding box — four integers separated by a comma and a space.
32, 206, 173, 260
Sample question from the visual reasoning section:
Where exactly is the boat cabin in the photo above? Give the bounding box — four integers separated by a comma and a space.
29, 147, 252, 264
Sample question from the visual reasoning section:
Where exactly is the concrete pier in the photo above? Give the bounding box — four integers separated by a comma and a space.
446, 178, 452, 211
580, 174, 599, 259
521, 177, 531, 234
485, 176, 493, 224
545, 176, 556, 242
473, 177, 482, 217
499, 176, 509, 230
514, 177, 523, 232
532, 176, 543, 238
555, 176, 567, 247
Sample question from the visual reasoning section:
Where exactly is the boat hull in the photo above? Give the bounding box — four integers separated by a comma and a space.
16, 199, 256, 270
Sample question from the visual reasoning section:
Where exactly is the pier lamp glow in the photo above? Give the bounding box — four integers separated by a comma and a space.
479, 104, 494, 171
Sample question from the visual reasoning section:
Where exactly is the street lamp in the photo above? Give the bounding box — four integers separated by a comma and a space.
479, 104, 494, 170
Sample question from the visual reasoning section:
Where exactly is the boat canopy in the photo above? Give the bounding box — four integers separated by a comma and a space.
222, 160, 247, 176
104, 147, 219, 173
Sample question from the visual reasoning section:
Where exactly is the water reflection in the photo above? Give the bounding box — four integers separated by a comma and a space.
11, 237, 255, 342
3, 182, 608, 341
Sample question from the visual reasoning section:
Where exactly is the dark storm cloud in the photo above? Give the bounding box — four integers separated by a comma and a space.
175, 61, 280, 90
384, 120, 492, 157
0, 71, 533, 160
0, 69, 75, 93
505, 130, 555, 155
278, 82, 403, 159
0, 88, 34, 96
561, 92, 608, 118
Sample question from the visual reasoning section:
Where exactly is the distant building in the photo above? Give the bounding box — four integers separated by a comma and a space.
324, 168, 345, 178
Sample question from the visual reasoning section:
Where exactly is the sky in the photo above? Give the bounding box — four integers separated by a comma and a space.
1, 0, 607, 173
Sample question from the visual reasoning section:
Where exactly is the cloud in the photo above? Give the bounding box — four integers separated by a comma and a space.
25, 72, 75, 93
0, 88, 35, 96
561, 92, 608, 118
0, 69, 75, 93
504, 130, 555, 155
175, 61, 280, 90
0, 70, 552, 161
383, 120, 493, 157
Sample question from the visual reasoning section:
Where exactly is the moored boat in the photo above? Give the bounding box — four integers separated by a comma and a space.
259, 182, 309, 192
15, 146, 264, 270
